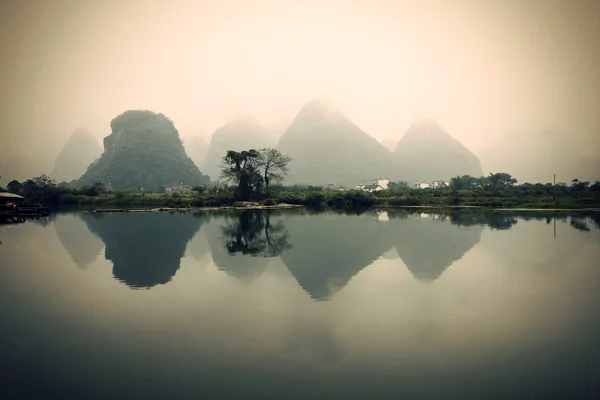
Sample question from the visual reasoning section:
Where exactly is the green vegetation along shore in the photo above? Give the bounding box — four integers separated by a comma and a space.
1, 171, 599, 211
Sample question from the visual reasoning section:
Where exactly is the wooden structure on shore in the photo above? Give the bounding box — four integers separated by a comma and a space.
1, 192, 50, 217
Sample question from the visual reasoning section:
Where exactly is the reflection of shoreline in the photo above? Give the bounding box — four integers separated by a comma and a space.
202, 209, 600, 299
66, 209, 598, 294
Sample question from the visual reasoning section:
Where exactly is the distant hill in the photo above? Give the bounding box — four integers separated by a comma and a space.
392, 119, 483, 182
185, 135, 209, 170
380, 137, 398, 151
202, 118, 275, 181
264, 117, 292, 142
277, 100, 393, 186
478, 130, 600, 183
77, 110, 210, 191
51, 128, 102, 183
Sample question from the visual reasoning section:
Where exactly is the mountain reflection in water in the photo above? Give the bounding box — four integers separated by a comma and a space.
79, 211, 205, 289
1, 209, 599, 400
50, 209, 600, 299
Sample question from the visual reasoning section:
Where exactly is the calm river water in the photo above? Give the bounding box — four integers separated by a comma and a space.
1, 209, 599, 399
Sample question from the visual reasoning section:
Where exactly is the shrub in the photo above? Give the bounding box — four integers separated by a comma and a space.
59, 194, 80, 205
304, 192, 325, 206
326, 191, 377, 209
387, 196, 421, 206
276, 192, 306, 205
191, 194, 235, 207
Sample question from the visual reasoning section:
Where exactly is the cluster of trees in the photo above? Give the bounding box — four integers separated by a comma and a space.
376, 173, 600, 199
1, 174, 107, 204
2, 168, 598, 210
447, 173, 600, 199
219, 147, 291, 200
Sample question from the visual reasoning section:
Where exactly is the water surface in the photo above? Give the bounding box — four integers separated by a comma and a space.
1, 209, 599, 399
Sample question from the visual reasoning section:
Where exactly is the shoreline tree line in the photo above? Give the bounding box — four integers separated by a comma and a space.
1, 148, 599, 209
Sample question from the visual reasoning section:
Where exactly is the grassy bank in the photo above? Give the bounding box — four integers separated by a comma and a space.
6, 172, 599, 211
48, 189, 600, 211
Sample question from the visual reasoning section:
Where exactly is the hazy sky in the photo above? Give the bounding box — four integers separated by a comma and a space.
1, 0, 599, 165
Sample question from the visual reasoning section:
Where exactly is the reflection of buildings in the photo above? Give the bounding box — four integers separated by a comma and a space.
80, 212, 202, 289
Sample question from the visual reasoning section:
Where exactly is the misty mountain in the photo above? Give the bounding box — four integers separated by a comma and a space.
380, 137, 398, 151
77, 110, 210, 190
265, 117, 292, 142
185, 135, 210, 170
277, 100, 393, 186
478, 130, 600, 183
51, 128, 102, 183
392, 119, 484, 183
202, 118, 276, 180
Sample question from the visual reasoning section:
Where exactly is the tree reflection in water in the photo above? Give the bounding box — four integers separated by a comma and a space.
221, 210, 292, 258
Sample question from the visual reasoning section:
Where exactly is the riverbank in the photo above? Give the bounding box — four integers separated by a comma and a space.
88, 202, 303, 213
378, 205, 600, 212
84, 204, 600, 215
23, 188, 600, 212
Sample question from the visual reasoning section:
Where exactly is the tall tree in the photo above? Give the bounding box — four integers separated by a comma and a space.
590, 181, 600, 200
220, 149, 262, 200
257, 148, 291, 195
487, 172, 517, 189
570, 178, 590, 197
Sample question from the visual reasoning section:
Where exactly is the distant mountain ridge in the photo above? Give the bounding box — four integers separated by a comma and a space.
185, 135, 210, 171
202, 118, 276, 180
48, 104, 489, 190
277, 100, 393, 186
392, 119, 484, 182
51, 128, 102, 183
